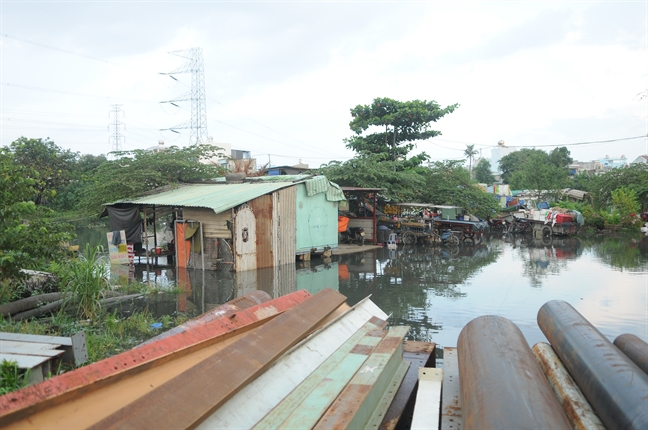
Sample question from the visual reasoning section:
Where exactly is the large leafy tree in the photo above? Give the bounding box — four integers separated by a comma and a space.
589, 163, 648, 210
507, 150, 570, 200
7, 137, 77, 206
318, 154, 426, 202
81, 144, 228, 215
0, 148, 73, 283
474, 159, 495, 184
417, 160, 499, 218
344, 98, 458, 169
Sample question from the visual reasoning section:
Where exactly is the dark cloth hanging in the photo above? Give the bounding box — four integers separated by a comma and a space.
106, 206, 143, 244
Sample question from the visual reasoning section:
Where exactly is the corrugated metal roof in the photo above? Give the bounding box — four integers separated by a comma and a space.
107, 182, 296, 214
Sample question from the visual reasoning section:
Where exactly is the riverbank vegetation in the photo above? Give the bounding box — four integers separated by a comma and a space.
1, 99, 647, 391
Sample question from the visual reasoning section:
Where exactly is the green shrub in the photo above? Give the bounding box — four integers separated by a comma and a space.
0, 360, 29, 395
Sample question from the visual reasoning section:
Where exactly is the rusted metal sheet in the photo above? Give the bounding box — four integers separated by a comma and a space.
248, 194, 274, 269
140, 290, 272, 346
199, 297, 388, 429
89, 288, 347, 430
458, 315, 571, 430
532, 342, 606, 430
440, 347, 462, 430
380, 341, 436, 430
614, 333, 648, 375
274, 187, 297, 267
538, 300, 648, 430
0, 290, 311, 427
254, 319, 388, 429
314, 325, 410, 430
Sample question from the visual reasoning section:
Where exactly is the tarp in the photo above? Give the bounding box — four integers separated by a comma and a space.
106, 206, 143, 244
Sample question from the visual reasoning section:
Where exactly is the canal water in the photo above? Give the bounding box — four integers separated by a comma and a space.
75, 222, 648, 352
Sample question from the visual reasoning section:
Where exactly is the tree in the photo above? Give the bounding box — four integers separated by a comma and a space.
417, 160, 500, 218
474, 159, 495, 184
499, 147, 572, 189
7, 137, 77, 206
589, 164, 648, 210
463, 144, 478, 177
508, 151, 570, 200
81, 144, 228, 215
344, 98, 459, 169
0, 148, 73, 283
318, 154, 426, 202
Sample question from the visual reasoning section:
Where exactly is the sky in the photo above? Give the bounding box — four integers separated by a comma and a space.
1, 1, 647, 170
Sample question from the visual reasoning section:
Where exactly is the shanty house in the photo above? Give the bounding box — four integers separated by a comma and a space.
103, 175, 345, 272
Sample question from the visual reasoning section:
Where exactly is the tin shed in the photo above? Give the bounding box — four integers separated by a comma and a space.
103, 176, 344, 272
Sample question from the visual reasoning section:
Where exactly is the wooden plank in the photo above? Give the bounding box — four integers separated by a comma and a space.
0, 290, 312, 427
201, 297, 388, 429
0, 347, 64, 358
0, 332, 73, 346
89, 288, 347, 430
0, 353, 52, 369
0, 340, 60, 350
314, 326, 410, 430
411, 367, 443, 430
441, 347, 462, 430
256, 320, 388, 429
380, 341, 436, 430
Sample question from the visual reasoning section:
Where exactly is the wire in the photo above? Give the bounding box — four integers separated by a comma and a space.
506, 135, 648, 148
2, 82, 157, 103
3, 33, 159, 75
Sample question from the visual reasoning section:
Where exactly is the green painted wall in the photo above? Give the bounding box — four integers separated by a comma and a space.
295, 183, 339, 253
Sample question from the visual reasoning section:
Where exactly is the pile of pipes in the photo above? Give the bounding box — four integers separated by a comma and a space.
456, 300, 648, 429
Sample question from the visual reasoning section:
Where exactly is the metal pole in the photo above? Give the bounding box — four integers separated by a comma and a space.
457, 315, 571, 429
614, 333, 648, 374
538, 300, 648, 430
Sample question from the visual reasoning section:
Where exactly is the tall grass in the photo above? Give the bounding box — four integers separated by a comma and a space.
55, 244, 110, 319
0, 360, 29, 394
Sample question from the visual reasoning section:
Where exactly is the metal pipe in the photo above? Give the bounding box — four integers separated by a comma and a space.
614, 333, 648, 375
532, 342, 606, 430
457, 315, 571, 430
538, 300, 648, 430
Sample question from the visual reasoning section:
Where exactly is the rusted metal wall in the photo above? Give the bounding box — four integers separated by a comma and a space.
248, 194, 274, 269
273, 187, 296, 266
457, 315, 571, 429
538, 300, 648, 430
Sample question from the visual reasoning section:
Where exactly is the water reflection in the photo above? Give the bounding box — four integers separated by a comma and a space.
71, 216, 647, 353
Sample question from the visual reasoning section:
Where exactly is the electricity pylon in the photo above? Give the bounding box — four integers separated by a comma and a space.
160, 48, 209, 145
109, 104, 125, 152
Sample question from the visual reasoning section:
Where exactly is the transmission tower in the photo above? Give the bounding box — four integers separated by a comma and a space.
109, 104, 125, 152
160, 47, 209, 145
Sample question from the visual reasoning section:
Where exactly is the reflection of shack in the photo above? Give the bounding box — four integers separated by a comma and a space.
102, 175, 345, 272
340, 187, 383, 245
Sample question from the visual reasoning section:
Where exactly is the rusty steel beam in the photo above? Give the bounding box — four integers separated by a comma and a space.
614, 333, 648, 375
538, 300, 648, 430
532, 342, 606, 430
457, 315, 571, 430
0, 290, 311, 427
89, 288, 347, 430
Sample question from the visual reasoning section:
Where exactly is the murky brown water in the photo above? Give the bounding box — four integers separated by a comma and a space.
76, 222, 648, 351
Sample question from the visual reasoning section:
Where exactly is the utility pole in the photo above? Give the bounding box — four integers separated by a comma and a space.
160, 47, 209, 145
109, 104, 125, 153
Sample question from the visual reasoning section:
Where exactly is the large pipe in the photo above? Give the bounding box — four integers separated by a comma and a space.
538, 300, 648, 430
614, 333, 648, 375
457, 315, 571, 429
532, 342, 606, 430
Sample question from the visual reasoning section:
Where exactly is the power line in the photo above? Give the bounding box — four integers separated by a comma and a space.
2, 82, 156, 103
506, 135, 648, 148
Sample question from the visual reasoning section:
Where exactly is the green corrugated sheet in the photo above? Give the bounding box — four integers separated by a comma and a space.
106, 182, 295, 214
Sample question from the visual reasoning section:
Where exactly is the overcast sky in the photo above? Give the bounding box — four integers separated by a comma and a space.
2, 1, 646, 169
